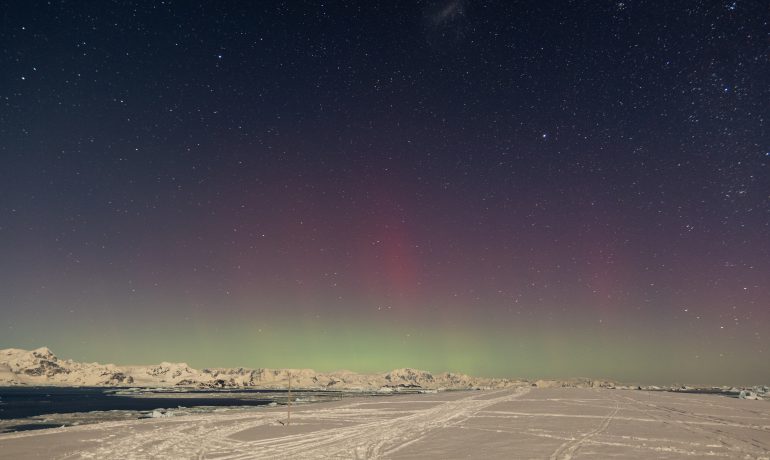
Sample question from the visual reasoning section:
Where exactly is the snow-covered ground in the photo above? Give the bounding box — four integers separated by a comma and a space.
1, 387, 769, 459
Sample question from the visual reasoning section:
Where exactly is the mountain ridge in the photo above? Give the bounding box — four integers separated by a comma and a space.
0, 347, 533, 391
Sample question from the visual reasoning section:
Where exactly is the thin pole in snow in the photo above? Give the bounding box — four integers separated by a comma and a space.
287, 371, 292, 426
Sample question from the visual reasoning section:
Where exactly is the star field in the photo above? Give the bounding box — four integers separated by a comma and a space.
1, 0, 768, 384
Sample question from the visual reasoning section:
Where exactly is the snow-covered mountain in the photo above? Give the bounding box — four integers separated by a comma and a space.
0, 347, 522, 391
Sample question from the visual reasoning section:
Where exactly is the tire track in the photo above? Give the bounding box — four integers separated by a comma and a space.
58, 388, 529, 459
618, 393, 770, 458
549, 392, 620, 460
207, 388, 530, 459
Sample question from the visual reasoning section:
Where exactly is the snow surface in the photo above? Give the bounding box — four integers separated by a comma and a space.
1, 387, 769, 459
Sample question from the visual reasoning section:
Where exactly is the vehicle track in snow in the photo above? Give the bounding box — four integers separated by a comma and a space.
68, 387, 530, 459
548, 395, 620, 460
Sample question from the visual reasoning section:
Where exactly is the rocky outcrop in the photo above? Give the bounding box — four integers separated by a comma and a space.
0, 347, 137, 386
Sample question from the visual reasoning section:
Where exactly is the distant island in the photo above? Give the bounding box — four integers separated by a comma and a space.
2, 348, 767, 400
0, 347, 523, 391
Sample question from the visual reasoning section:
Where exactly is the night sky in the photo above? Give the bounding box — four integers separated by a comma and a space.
1, 1, 768, 385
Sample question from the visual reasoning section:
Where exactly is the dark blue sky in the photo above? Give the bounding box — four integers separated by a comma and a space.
1, 0, 768, 383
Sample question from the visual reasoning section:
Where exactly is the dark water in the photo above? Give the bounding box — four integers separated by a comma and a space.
0, 387, 349, 430
0, 387, 285, 420
2, 423, 62, 431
